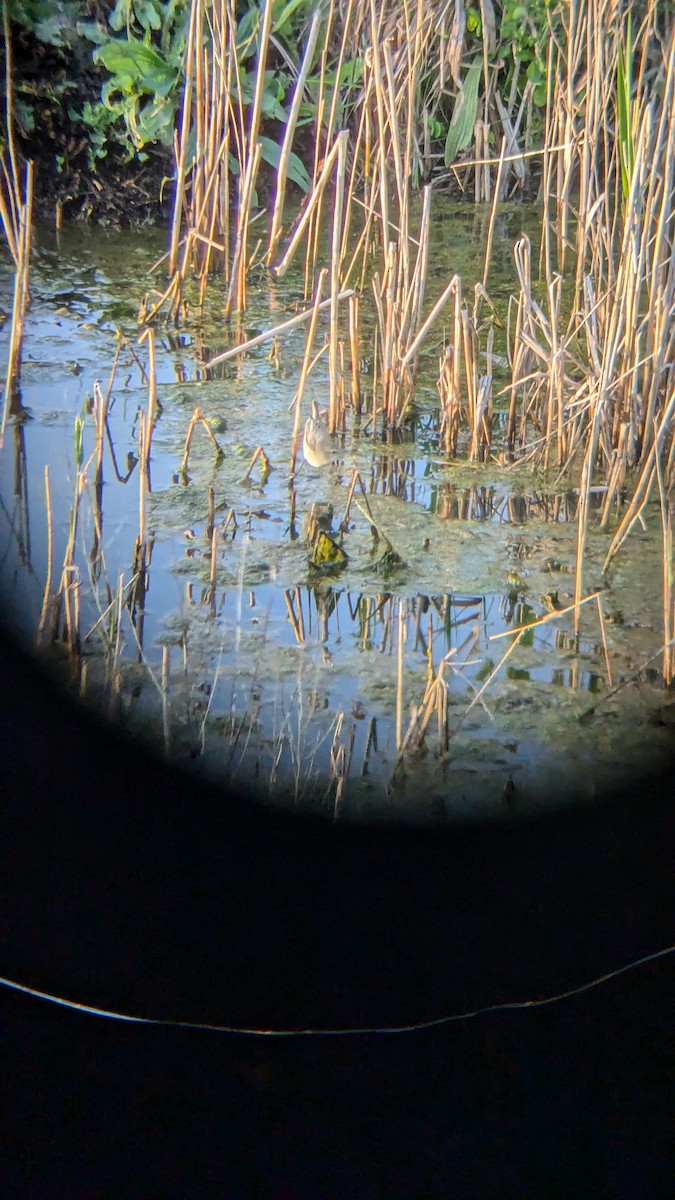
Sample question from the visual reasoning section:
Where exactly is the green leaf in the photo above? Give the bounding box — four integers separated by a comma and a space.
94, 40, 178, 97
236, 8, 259, 60
260, 90, 288, 123
617, 11, 634, 200
272, 0, 309, 36
76, 20, 110, 46
136, 98, 175, 145
135, 0, 162, 32
109, 0, 133, 32
33, 14, 75, 48
14, 97, 34, 134
258, 136, 311, 192
444, 59, 482, 166
101, 73, 136, 103
73, 413, 84, 469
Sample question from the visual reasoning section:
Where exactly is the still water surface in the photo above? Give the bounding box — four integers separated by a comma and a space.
0, 209, 671, 821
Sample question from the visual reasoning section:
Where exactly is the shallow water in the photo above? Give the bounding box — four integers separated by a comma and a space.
0, 208, 672, 821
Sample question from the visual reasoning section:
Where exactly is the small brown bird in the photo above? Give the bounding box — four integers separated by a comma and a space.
303, 400, 333, 468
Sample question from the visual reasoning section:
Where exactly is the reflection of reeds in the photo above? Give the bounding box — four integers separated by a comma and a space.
0, 162, 32, 441
0, 6, 33, 442
37, 465, 53, 642
18, 0, 675, 803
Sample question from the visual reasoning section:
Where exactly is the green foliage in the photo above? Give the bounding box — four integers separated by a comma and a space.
258, 136, 311, 192
76, 0, 316, 179
497, 0, 554, 108
616, 11, 635, 202
417, 0, 561, 178
4, 0, 350, 195
3, 0, 83, 48
5, 0, 564, 203
76, 0, 189, 164
444, 59, 482, 167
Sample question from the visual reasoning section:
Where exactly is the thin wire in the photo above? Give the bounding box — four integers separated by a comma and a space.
0, 943, 672, 1037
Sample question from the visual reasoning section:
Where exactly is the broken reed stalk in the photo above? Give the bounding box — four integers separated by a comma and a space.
180, 406, 224, 479
399, 649, 455, 758
468, 373, 493, 462
595, 592, 613, 687
400, 272, 461, 370
437, 348, 457, 455
242, 445, 270, 481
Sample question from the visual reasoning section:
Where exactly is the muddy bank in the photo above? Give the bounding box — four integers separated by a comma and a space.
2, 14, 171, 225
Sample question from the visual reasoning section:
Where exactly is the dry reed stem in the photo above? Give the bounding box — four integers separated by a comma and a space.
1, 159, 33, 445
267, 11, 321, 262
400, 274, 460, 368
138, 410, 147, 545
482, 136, 507, 288
274, 133, 343, 278
209, 523, 218, 592
242, 446, 270, 482
1, 0, 22, 252
603, 383, 675, 571
207, 483, 215, 540
594, 592, 613, 686
329, 131, 349, 431
180, 406, 224, 477
284, 589, 304, 644
206, 288, 354, 368
169, 0, 200, 275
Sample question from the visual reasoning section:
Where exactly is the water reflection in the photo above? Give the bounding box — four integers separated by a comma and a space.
0, 418, 33, 613
363, 457, 608, 526
0, 224, 669, 819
